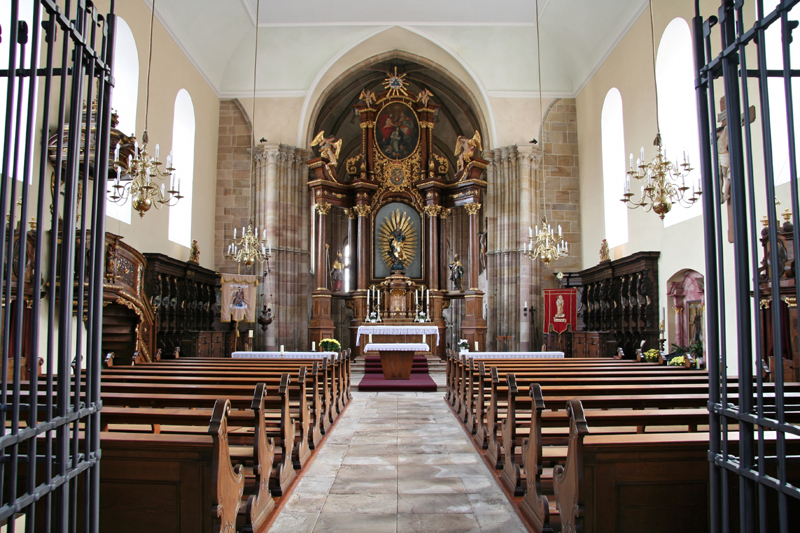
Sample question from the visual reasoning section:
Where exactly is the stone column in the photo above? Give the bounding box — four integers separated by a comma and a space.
315, 202, 331, 290
517, 145, 540, 351
264, 145, 280, 246
465, 202, 482, 291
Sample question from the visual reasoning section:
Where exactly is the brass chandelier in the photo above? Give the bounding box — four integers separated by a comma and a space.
523, 0, 569, 267
224, 0, 270, 269
523, 216, 568, 266
109, 0, 181, 217
620, 0, 701, 219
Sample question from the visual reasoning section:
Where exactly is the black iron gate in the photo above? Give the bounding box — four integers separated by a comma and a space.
695, 0, 800, 531
1, 0, 114, 530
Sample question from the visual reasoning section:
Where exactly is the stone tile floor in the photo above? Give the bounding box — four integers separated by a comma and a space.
269, 391, 527, 533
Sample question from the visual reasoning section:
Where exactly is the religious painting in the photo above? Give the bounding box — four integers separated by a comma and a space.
220, 274, 259, 323
687, 301, 704, 345
375, 102, 419, 161
544, 288, 578, 335
373, 203, 421, 279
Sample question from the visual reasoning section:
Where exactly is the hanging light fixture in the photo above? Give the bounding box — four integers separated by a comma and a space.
108, 0, 181, 217
225, 0, 270, 270
523, 0, 569, 267
620, 0, 701, 219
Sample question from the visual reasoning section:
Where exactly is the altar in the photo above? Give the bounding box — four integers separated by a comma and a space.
364, 342, 429, 379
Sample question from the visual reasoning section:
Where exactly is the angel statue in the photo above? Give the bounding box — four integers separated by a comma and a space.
359, 88, 376, 107
416, 88, 434, 107
311, 131, 343, 167
454, 130, 482, 173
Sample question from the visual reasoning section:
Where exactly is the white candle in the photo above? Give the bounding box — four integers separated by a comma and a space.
661, 307, 665, 321
312, 341, 316, 351
263, 229, 267, 240
280, 344, 284, 353
629, 153, 633, 171
415, 290, 418, 307
367, 289, 370, 312
640, 146, 645, 162
114, 142, 120, 162
248, 330, 253, 338
234, 227, 237, 239
155, 144, 160, 160
474, 341, 479, 351
529, 227, 533, 238
426, 289, 430, 309
558, 225, 562, 236
524, 301, 528, 309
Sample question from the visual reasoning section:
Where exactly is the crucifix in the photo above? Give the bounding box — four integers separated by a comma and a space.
717, 96, 756, 243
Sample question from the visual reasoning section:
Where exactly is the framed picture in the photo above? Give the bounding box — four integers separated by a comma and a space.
687, 300, 704, 345
374, 102, 419, 160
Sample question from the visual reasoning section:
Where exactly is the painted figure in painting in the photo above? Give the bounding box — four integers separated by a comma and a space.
449, 254, 464, 292
376, 103, 418, 160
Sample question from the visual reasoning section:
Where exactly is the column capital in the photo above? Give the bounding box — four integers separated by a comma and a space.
353, 205, 372, 217
315, 201, 332, 215
343, 208, 357, 220
464, 202, 482, 216
439, 207, 452, 220
423, 205, 442, 218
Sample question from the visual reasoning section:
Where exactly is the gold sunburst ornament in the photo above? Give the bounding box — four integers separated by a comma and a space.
383, 67, 408, 98
378, 209, 418, 270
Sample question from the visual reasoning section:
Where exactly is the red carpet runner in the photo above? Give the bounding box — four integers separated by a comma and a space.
357, 355, 437, 392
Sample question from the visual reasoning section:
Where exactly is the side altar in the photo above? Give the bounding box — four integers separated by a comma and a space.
306, 70, 488, 356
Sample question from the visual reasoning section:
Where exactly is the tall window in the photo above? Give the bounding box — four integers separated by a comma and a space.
602, 88, 628, 248
168, 89, 195, 247
107, 17, 138, 223
656, 17, 702, 227
762, 0, 800, 186
0, 0, 39, 184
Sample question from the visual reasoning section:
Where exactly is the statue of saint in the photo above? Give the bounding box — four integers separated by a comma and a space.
599, 239, 610, 263
331, 251, 345, 291
555, 294, 565, 318
189, 239, 200, 264
449, 254, 464, 292
389, 226, 405, 270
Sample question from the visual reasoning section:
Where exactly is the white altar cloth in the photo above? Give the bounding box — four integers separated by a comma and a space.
231, 351, 336, 359
364, 343, 430, 352
356, 325, 440, 346
464, 351, 564, 359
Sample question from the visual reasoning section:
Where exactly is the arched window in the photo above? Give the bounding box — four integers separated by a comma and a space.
762, 0, 800, 185
168, 89, 195, 247
0, 0, 40, 184
602, 88, 628, 248
107, 17, 138, 223
656, 17, 702, 227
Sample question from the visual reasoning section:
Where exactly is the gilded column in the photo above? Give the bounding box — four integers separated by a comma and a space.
354, 204, 372, 292
315, 202, 331, 290
423, 205, 441, 290
465, 202, 482, 291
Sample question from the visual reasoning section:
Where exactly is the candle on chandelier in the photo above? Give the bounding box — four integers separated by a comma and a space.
558, 225, 562, 236
234, 227, 237, 239
155, 144, 160, 160
629, 153, 633, 171
263, 229, 267, 240
640, 146, 645, 162
114, 142, 120, 162
134, 141, 139, 157
529, 226, 533, 238
535, 225, 539, 235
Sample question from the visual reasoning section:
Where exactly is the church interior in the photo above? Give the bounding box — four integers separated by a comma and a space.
1, 0, 799, 531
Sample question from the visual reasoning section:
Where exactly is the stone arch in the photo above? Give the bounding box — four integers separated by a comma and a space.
297, 26, 495, 149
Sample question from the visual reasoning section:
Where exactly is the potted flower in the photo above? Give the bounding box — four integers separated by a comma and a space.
416, 310, 428, 323
644, 348, 660, 363
367, 311, 378, 323
458, 339, 469, 354
319, 338, 341, 353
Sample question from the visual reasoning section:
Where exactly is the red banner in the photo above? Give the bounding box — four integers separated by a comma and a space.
544, 288, 577, 335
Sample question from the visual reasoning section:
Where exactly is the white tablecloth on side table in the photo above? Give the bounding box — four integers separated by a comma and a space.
364, 343, 431, 352
356, 325, 440, 346
231, 351, 336, 359
464, 351, 564, 359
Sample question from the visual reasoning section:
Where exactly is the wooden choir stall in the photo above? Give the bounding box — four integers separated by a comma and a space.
306, 71, 489, 363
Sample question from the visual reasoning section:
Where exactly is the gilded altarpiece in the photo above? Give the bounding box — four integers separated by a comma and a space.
307, 72, 489, 355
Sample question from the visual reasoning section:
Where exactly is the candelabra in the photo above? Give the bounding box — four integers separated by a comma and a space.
108, 133, 182, 217
225, 225, 271, 268
522, 216, 569, 266
621, 135, 701, 219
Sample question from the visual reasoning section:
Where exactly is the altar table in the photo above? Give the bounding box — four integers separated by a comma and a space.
231, 351, 336, 359
356, 325, 440, 346
364, 342, 430, 380
463, 351, 564, 359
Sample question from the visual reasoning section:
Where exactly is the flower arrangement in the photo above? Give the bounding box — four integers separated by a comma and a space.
416, 310, 428, 323
644, 348, 660, 363
668, 355, 686, 366
319, 338, 341, 352
457, 339, 469, 352
367, 311, 378, 323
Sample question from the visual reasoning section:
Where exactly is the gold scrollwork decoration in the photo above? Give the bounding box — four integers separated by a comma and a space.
439, 207, 452, 220
464, 202, 482, 216
423, 205, 442, 218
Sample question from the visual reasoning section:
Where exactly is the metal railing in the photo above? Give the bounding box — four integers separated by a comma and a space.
1, 1, 114, 530
694, 1, 800, 531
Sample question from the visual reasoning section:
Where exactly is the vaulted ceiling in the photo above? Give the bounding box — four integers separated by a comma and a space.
147, 0, 648, 97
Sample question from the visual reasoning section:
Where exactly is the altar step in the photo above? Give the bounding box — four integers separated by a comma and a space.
351, 355, 445, 374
